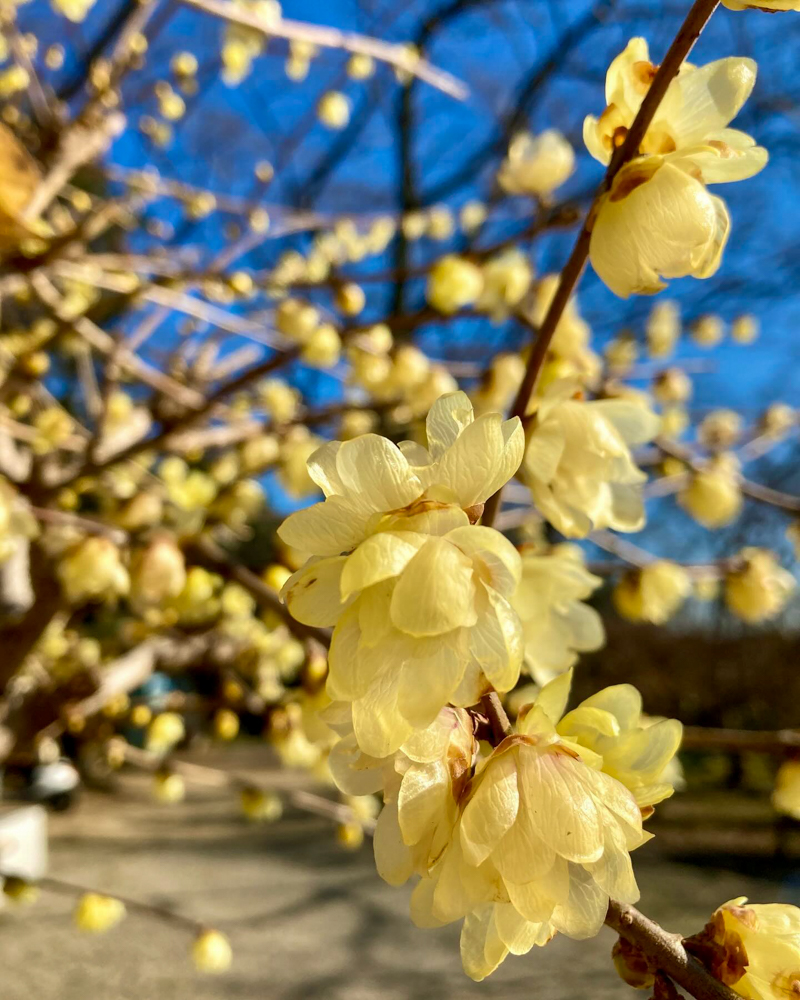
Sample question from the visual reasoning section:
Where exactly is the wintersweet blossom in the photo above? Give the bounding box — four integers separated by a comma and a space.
498, 130, 575, 197
772, 761, 800, 820
522, 380, 661, 537
411, 674, 680, 981
511, 546, 604, 685
280, 393, 525, 756
678, 454, 743, 528
613, 561, 692, 625
724, 548, 795, 623
426, 255, 484, 315
705, 898, 800, 1000
326, 703, 476, 883
585, 40, 767, 298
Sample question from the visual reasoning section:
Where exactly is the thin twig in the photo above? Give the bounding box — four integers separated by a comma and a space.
605, 901, 741, 1000
481, 0, 722, 528
178, 0, 468, 99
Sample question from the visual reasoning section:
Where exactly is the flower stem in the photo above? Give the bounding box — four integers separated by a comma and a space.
481, 0, 722, 529
606, 901, 741, 1000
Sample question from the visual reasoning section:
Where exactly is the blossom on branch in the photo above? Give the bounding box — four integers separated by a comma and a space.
522, 380, 660, 537
279, 393, 525, 756
585, 39, 767, 298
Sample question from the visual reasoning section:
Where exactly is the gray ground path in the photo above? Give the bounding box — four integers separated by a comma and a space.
2, 745, 797, 1000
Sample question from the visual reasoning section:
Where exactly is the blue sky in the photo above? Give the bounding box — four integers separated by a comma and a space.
19, 0, 800, 560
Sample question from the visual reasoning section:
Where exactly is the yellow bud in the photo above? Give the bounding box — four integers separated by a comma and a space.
146, 711, 185, 753
74, 893, 126, 933
192, 929, 233, 973
317, 91, 350, 129
153, 771, 186, 804
346, 53, 374, 79
130, 704, 152, 728
725, 548, 795, 624
690, 314, 724, 348
336, 820, 365, 851
679, 457, 742, 529
240, 787, 282, 822
653, 367, 692, 404
335, 282, 365, 316
459, 200, 487, 233
20, 351, 50, 377
263, 563, 292, 592
731, 314, 759, 345
301, 323, 341, 368
613, 561, 691, 625
213, 709, 240, 742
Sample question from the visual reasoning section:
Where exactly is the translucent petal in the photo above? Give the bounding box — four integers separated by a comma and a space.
340, 531, 428, 600
335, 434, 422, 512
468, 586, 524, 692
445, 525, 521, 597
410, 875, 447, 929
390, 537, 477, 637
578, 684, 642, 729
525, 420, 566, 485
460, 906, 509, 982
425, 390, 474, 460
397, 638, 466, 728
326, 604, 374, 700
460, 750, 520, 866
328, 734, 385, 796
282, 556, 350, 626
534, 669, 573, 725
397, 760, 450, 846
590, 400, 662, 446
506, 877, 557, 924
494, 902, 553, 955
278, 495, 369, 556
494, 792, 558, 883
585, 823, 639, 903
306, 440, 345, 496
374, 799, 415, 886
434, 413, 524, 506
660, 57, 757, 146
352, 666, 413, 757
550, 863, 608, 940
521, 750, 604, 863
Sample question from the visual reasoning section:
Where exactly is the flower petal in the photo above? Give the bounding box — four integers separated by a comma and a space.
282, 556, 350, 626
390, 537, 477, 637
335, 434, 422, 512
460, 750, 520, 866
340, 531, 428, 600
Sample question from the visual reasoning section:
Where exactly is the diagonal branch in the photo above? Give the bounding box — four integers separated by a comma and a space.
482, 0, 722, 528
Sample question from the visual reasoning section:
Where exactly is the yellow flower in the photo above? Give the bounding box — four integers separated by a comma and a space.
498, 130, 575, 197
57, 537, 129, 604
337, 821, 365, 850
471, 353, 525, 415
327, 703, 475, 882
613, 561, 691, 625
130, 536, 186, 606
525, 276, 599, 382
213, 708, 240, 741
698, 409, 743, 450
522, 380, 660, 538
511, 547, 604, 685
476, 249, 533, 323
725, 548, 794, 623
240, 787, 283, 822
646, 300, 681, 358
772, 761, 800, 820
74, 893, 126, 933
706, 898, 800, 1000
318, 91, 350, 129
586, 41, 766, 298
153, 771, 186, 804
762, 403, 795, 437
653, 367, 692, 404
412, 704, 651, 980
426, 255, 484, 315
692, 314, 726, 347
732, 314, 759, 344
678, 454, 742, 528
192, 929, 233, 973
280, 393, 525, 755
146, 711, 186, 753
584, 39, 764, 167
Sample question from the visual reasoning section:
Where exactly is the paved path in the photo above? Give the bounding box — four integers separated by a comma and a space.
3, 745, 798, 1000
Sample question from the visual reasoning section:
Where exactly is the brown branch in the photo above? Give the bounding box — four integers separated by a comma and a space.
605, 901, 741, 1000
481, 0, 722, 528
680, 726, 800, 754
